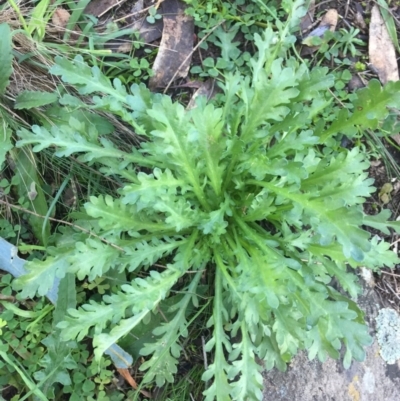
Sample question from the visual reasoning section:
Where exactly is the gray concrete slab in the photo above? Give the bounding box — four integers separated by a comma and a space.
262, 281, 400, 401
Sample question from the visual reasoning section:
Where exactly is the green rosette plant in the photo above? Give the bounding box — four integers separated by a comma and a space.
13, 8, 400, 401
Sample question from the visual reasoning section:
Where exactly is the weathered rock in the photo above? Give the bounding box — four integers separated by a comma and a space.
262, 281, 400, 401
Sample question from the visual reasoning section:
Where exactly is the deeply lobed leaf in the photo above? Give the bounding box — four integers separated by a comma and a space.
12, 9, 400, 400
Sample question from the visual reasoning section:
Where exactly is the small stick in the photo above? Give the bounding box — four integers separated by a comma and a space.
344, 0, 350, 19
383, 279, 400, 301
390, 269, 399, 294
201, 335, 208, 386
381, 270, 400, 277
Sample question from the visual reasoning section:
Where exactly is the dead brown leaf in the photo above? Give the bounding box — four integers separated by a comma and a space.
300, 0, 315, 33
392, 134, 400, 146
353, 3, 367, 31
301, 9, 338, 56
116, 368, 152, 398
319, 9, 338, 32
369, 5, 399, 84
186, 79, 216, 109
149, 0, 194, 89
347, 74, 365, 91
51, 7, 81, 39
51, 7, 71, 30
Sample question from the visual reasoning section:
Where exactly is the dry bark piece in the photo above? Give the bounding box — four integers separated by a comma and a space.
369, 5, 399, 84
127, 17, 164, 44
301, 9, 338, 56
101, 0, 163, 53
123, 0, 163, 43
103, 17, 164, 52
149, 0, 194, 89
84, 0, 128, 18
369, 5, 400, 147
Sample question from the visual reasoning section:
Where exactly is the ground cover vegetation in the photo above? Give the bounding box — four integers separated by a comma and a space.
1, 0, 400, 400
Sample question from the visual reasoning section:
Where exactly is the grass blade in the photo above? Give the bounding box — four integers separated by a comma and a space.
0, 23, 13, 94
